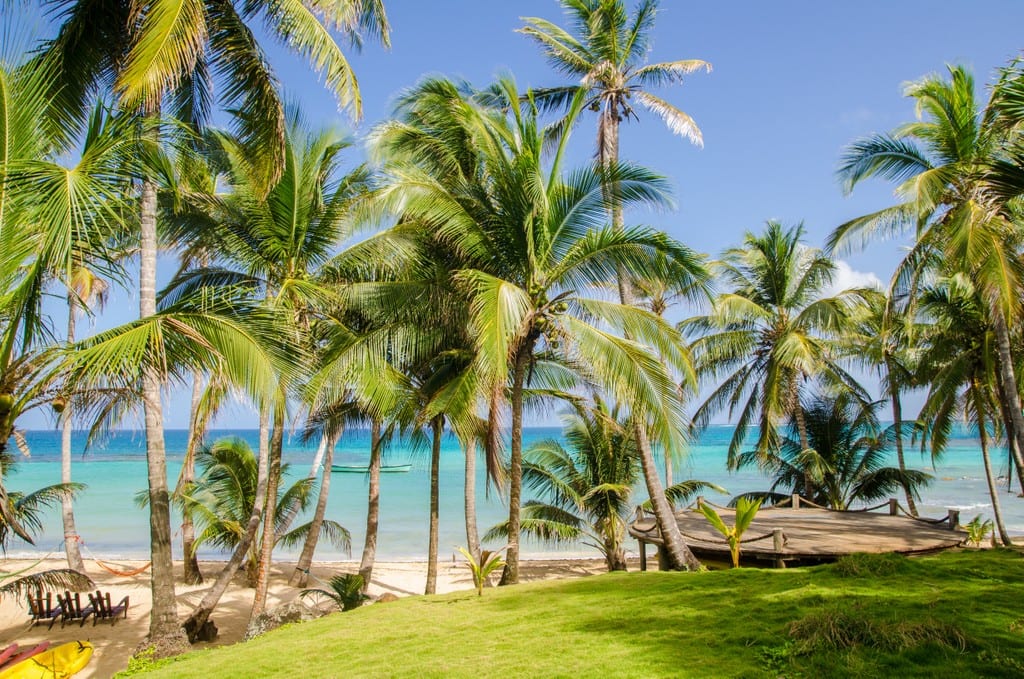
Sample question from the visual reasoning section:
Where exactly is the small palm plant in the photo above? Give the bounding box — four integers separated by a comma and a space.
301, 573, 369, 612
697, 498, 762, 568
964, 515, 995, 547
456, 546, 507, 597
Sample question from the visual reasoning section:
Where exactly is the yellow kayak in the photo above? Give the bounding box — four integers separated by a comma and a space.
0, 642, 93, 679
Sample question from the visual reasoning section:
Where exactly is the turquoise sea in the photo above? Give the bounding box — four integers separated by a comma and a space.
4, 426, 1022, 561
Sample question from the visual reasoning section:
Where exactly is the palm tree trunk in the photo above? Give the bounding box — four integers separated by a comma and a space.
425, 416, 442, 595
500, 344, 533, 585
180, 372, 204, 584
618, 266, 698, 570
600, 107, 699, 572
887, 372, 917, 516
140, 173, 188, 651
990, 308, 1024, 489
358, 421, 382, 591
251, 400, 285, 617
463, 438, 481, 563
791, 381, 815, 499
289, 431, 338, 587
186, 409, 269, 633
973, 384, 1012, 546
278, 433, 329, 537
993, 349, 1024, 493
60, 295, 85, 573
182, 404, 271, 642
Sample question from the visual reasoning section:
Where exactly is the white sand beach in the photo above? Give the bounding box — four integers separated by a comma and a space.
0, 556, 615, 677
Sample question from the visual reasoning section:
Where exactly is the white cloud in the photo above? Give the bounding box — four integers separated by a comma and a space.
824, 260, 882, 296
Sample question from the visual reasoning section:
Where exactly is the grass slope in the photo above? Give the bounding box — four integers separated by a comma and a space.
136, 550, 1024, 678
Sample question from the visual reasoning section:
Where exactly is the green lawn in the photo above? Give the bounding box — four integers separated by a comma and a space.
134, 550, 1024, 678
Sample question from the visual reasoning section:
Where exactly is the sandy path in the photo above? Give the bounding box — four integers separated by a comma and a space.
0, 556, 615, 677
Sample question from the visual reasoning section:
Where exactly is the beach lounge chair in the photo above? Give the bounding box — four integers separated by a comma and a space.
56, 591, 94, 627
26, 592, 62, 630
88, 591, 129, 625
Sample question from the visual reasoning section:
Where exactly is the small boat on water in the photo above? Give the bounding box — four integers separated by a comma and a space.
331, 463, 412, 473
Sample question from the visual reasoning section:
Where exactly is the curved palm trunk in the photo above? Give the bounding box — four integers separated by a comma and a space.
887, 371, 917, 516
499, 345, 533, 585
60, 296, 85, 573
993, 348, 1024, 494
601, 110, 699, 572
973, 384, 1012, 546
289, 431, 338, 587
180, 373, 204, 584
790, 380, 815, 499
182, 406, 271, 642
425, 416, 442, 595
990, 309, 1024, 490
358, 421, 382, 591
140, 174, 187, 651
278, 433, 329, 537
463, 438, 481, 563
251, 401, 285, 617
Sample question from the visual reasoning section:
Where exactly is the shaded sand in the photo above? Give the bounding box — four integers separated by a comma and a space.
0, 555, 618, 677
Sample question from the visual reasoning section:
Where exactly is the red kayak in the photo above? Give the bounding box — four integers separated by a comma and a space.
0, 645, 18, 668
1, 643, 50, 669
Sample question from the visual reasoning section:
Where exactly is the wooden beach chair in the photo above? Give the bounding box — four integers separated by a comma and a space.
55, 591, 94, 627
88, 591, 129, 625
26, 592, 62, 630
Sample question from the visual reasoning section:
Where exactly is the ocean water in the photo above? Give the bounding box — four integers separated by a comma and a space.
3, 426, 1022, 562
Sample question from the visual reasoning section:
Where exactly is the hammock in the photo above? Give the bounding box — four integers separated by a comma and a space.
92, 559, 152, 578
70, 535, 152, 578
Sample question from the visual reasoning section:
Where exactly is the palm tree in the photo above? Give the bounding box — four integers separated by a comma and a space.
830, 62, 1024, 492
916, 276, 1013, 544
182, 437, 350, 584
44, 0, 389, 651
733, 395, 931, 511
520, 0, 710, 168
845, 291, 924, 514
370, 76, 707, 582
521, 0, 711, 572
0, 54, 132, 546
684, 221, 870, 481
486, 397, 722, 571
161, 111, 373, 626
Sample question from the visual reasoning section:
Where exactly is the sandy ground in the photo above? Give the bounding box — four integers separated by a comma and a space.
0, 556, 614, 677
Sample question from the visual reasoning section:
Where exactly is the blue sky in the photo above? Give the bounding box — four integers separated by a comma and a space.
17, 0, 1024, 430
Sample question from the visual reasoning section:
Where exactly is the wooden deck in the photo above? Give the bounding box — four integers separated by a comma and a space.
629, 502, 966, 566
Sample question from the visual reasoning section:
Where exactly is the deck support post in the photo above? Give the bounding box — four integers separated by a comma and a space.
947, 509, 960, 530
638, 539, 647, 572
791, 494, 801, 509
772, 528, 785, 569
889, 498, 898, 515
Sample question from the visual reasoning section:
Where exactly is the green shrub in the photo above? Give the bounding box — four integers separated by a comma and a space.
789, 605, 966, 652
832, 552, 909, 577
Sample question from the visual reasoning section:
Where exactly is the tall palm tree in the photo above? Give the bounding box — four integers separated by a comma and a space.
486, 397, 721, 571
831, 62, 1024, 492
520, 0, 711, 570
733, 395, 931, 510
44, 0, 389, 651
520, 0, 710, 169
916, 275, 1013, 544
684, 222, 870, 475
0, 54, 132, 545
370, 76, 706, 582
162, 111, 373, 625
845, 290, 924, 514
